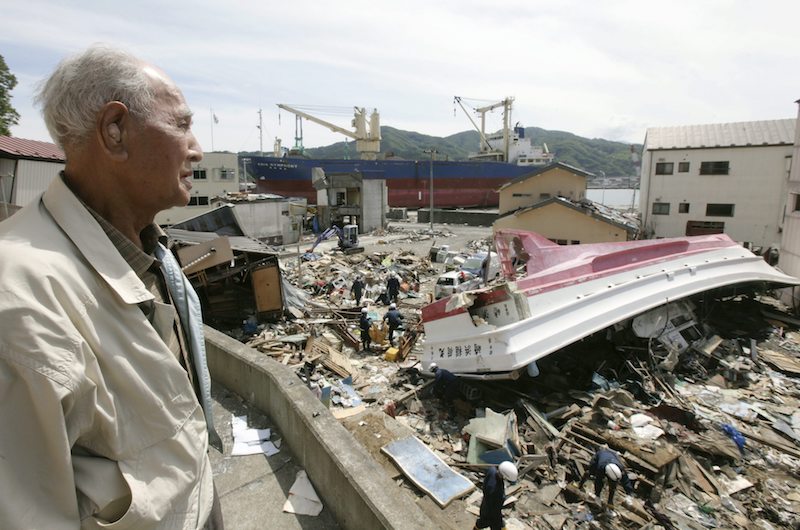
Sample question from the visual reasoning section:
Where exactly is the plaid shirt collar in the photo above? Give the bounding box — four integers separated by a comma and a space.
60, 173, 167, 277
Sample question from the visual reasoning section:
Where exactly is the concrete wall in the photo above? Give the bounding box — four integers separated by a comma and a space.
493, 202, 629, 243
362, 179, 387, 231
499, 167, 586, 215
204, 327, 433, 530
780, 102, 800, 310
8, 159, 64, 206
640, 145, 792, 247
418, 208, 497, 227
229, 199, 304, 245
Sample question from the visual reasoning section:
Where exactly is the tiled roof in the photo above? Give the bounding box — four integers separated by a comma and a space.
645, 119, 795, 150
497, 196, 639, 234
497, 161, 593, 191
0, 136, 64, 161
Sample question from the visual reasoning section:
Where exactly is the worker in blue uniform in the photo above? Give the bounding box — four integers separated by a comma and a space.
351, 276, 365, 305
579, 447, 634, 505
386, 273, 401, 304
430, 363, 459, 402
474, 461, 517, 530
359, 307, 372, 352
383, 303, 404, 346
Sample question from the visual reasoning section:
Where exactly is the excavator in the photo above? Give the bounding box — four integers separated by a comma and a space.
308, 224, 364, 254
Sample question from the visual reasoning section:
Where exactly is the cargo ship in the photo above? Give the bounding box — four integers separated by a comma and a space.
249, 98, 555, 208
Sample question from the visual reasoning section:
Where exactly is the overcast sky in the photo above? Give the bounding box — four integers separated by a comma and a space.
3, 0, 799, 155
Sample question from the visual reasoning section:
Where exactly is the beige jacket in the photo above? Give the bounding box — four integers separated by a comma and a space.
0, 177, 213, 529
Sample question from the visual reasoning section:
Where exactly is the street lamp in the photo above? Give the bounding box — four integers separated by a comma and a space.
423, 148, 437, 231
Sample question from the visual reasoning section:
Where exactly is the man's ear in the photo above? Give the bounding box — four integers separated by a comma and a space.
97, 101, 130, 160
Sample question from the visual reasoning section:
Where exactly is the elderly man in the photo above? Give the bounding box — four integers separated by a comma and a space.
0, 46, 222, 529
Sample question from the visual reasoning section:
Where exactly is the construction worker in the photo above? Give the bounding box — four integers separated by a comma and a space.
359, 307, 372, 352
351, 276, 365, 305
383, 303, 404, 346
430, 363, 459, 402
474, 461, 517, 530
386, 273, 401, 304
579, 447, 634, 506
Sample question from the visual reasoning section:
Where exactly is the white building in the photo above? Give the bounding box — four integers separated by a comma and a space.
0, 136, 65, 218
156, 151, 240, 225
639, 119, 795, 248
779, 100, 800, 310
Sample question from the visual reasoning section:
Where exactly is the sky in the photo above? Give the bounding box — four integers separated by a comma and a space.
3, 0, 800, 155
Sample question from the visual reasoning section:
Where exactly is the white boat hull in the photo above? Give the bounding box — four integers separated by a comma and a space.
421, 232, 799, 378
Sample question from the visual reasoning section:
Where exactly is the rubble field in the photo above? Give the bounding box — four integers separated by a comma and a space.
227, 223, 800, 530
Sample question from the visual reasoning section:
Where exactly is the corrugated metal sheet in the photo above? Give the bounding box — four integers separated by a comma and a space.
12, 159, 63, 206
645, 119, 795, 150
166, 228, 278, 255
0, 136, 64, 161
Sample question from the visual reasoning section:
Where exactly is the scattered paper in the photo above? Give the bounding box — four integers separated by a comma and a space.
230, 415, 280, 457
283, 470, 323, 516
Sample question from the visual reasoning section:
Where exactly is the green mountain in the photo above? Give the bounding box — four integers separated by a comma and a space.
295, 126, 641, 178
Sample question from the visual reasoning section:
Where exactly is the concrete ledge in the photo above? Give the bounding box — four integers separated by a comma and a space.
204, 326, 434, 530
418, 207, 497, 227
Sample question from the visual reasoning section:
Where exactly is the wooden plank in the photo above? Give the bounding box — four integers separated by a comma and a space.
678, 455, 716, 496
394, 380, 435, 404
742, 427, 800, 458
331, 404, 367, 419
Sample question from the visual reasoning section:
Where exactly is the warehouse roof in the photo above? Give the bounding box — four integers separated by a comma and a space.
644, 118, 795, 150
0, 136, 64, 162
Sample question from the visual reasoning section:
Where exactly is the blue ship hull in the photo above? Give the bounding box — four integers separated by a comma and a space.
250, 156, 536, 208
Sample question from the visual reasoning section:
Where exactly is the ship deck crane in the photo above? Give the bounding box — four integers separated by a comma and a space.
277, 104, 381, 160
453, 96, 514, 162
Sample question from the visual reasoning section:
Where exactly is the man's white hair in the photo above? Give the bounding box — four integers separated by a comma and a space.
34, 44, 157, 150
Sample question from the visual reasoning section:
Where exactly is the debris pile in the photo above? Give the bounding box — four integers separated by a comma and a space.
223, 225, 800, 529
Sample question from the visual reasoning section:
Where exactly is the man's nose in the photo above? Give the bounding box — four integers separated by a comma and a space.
189, 132, 203, 162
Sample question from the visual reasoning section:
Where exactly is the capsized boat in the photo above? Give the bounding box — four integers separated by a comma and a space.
420, 230, 799, 379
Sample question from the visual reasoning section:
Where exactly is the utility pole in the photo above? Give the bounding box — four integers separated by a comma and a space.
258, 109, 263, 156
599, 170, 606, 205
424, 148, 437, 231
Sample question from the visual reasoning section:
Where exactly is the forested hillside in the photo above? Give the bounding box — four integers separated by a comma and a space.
299, 126, 641, 177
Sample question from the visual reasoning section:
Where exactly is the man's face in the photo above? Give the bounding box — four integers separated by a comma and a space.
125, 67, 202, 217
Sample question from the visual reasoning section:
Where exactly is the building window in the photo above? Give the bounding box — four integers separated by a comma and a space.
655, 162, 674, 175
652, 202, 670, 215
539, 193, 551, 200
188, 196, 210, 206
679, 202, 690, 213
215, 168, 235, 181
678, 162, 690, 173
571, 240, 580, 245
686, 220, 724, 236
193, 169, 207, 180
335, 192, 346, 205
794, 194, 800, 212
706, 203, 734, 217
699, 161, 730, 175
512, 193, 532, 197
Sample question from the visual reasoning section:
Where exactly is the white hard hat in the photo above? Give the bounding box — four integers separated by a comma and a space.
429, 363, 438, 372
605, 463, 622, 482
361, 307, 368, 313
390, 303, 397, 309
498, 461, 518, 482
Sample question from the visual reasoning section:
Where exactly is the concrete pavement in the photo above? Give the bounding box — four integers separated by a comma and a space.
209, 385, 340, 529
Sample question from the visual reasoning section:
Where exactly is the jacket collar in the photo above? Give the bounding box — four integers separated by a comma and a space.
41, 176, 154, 305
